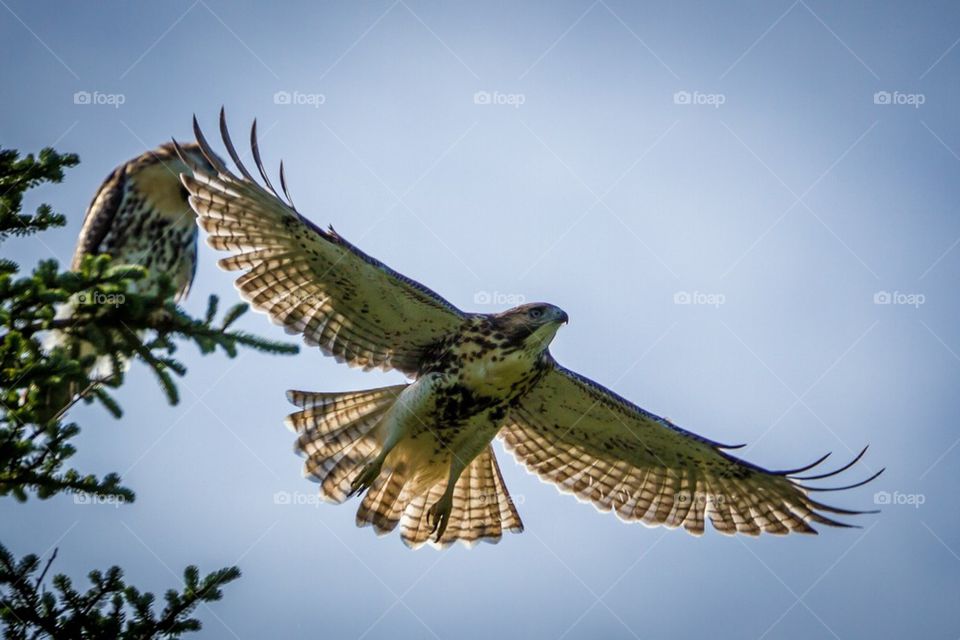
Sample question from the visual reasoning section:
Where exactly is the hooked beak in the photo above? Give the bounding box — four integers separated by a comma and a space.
557, 309, 569, 325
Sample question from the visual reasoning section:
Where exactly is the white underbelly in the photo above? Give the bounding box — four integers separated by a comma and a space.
380, 373, 501, 487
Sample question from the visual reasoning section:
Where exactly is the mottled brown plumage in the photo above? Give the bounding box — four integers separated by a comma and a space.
179, 110, 882, 549
72, 141, 217, 301
43, 142, 219, 414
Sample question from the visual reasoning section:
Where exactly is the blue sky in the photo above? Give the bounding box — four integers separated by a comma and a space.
2, 1, 959, 638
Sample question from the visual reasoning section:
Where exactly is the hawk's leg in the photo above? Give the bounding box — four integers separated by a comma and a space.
428, 416, 503, 541
427, 445, 477, 541
349, 408, 409, 498
427, 490, 454, 540
348, 457, 383, 497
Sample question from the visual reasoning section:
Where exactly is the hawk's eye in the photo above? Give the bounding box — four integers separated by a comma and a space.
528, 308, 543, 320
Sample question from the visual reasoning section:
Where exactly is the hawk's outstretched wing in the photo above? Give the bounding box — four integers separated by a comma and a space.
501, 359, 882, 536
177, 111, 465, 376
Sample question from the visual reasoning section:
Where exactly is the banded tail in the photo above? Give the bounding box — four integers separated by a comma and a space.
285, 385, 524, 549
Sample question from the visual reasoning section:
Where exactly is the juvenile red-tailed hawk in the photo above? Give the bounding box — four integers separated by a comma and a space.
72, 141, 217, 301
178, 110, 882, 549
43, 143, 218, 416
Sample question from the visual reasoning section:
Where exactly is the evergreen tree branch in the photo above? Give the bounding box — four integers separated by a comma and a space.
0, 543, 240, 639
0, 143, 286, 637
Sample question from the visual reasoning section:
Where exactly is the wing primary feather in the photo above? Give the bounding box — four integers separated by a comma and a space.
718, 442, 748, 450
218, 107, 258, 184
813, 518, 858, 529
805, 497, 880, 516
798, 467, 885, 492
170, 138, 193, 169
250, 119, 279, 197
771, 451, 832, 476
791, 445, 869, 481
192, 114, 229, 174
279, 159, 296, 209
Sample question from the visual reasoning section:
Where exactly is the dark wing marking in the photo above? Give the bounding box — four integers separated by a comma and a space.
500, 358, 882, 536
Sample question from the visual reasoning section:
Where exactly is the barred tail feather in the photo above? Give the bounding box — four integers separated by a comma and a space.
356, 468, 411, 535
398, 446, 524, 550
285, 385, 405, 503
287, 388, 524, 549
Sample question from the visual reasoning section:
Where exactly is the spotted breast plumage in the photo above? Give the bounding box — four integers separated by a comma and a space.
178, 110, 883, 549
42, 142, 219, 416
71, 141, 217, 301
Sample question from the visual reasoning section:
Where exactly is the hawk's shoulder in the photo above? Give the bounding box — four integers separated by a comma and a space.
71, 164, 128, 270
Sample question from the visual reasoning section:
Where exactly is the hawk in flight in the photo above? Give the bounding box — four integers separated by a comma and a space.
178, 111, 882, 549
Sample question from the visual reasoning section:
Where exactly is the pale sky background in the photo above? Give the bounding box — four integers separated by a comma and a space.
2, 1, 959, 638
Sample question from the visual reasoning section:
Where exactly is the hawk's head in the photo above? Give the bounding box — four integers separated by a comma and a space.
493, 302, 568, 354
